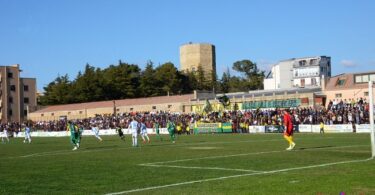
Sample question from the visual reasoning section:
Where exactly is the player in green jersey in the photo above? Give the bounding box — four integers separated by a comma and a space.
153, 120, 162, 141
167, 119, 176, 143
67, 121, 79, 150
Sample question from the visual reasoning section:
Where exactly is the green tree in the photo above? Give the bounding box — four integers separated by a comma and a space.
72, 64, 105, 102
219, 68, 231, 93
102, 61, 141, 99
139, 61, 158, 97
40, 74, 73, 105
154, 62, 182, 96
232, 59, 265, 90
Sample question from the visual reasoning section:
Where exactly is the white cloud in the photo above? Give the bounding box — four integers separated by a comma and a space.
340, 60, 357, 67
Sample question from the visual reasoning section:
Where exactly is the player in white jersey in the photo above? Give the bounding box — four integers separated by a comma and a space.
128, 117, 139, 147
23, 124, 32, 143
1, 127, 10, 143
140, 122, 150, 144
91, 124, 103, 141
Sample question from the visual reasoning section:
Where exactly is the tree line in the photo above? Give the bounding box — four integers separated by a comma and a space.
40, 59, 265, 105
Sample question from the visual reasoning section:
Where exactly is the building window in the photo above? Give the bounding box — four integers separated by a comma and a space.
51, 113, 54, 116
311, 78, 317, 86
152, 106, 156, 109
79, 111, 83, 114
116, 108, 120, 112
8, 72, 13, 78
355, 74, 375, 83
24, 110, 27, 116
355, 75, 363, 83
41, 114, 44, 117
130, 108, 133, 111
335, 93, 342, 98
364, 92, 369, 96
363, 75, 369, 82
24, 97, 29, 104
24, 85, 29, 91
10, 85, 16, 91
336, 79, 345, 86
9, 109, 12, 116
168, 105, 172, 108
9, 97, 13, 103
68, 112, 71, 115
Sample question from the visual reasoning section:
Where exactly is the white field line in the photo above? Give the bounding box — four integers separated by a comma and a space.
323, 149, 371, 153
141, 164, 262, 173
1, 138, 283, 159
140, 144, 369, 166
106, 157, 373, 195
0, 136, 367, 159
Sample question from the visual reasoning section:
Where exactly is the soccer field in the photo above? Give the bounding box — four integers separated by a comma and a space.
1, 133, 375, 194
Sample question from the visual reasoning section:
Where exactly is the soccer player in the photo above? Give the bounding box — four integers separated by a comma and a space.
23, 124, 32, 143
128, 117, 139, 147
1, 125, 9, 142
153, 120, 162, 141
76, 123, 83, 148
167, 119, 176, 143
67, 121, 79, 150
140, 121, 150, 144
319, 120, 325, 134
1, 125, 10, 143
283, 109, 296, 150
91, 124, 103, 141
116, 125, 125, 141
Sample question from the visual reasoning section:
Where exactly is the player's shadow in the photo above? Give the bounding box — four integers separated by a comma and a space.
297, 146, 334, 150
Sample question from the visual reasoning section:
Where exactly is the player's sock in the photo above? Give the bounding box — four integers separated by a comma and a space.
283, 135, 291, 144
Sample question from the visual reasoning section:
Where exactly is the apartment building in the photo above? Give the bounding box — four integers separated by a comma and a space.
0, 64, 37, 123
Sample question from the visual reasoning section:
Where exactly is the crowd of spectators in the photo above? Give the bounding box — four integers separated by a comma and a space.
0, 98, 371, 133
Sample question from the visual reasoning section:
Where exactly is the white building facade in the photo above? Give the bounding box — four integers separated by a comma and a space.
264, 56, 331, 90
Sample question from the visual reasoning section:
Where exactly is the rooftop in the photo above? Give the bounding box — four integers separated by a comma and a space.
32, 94, 194, 113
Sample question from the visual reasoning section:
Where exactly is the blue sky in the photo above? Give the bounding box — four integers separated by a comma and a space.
1, 0, 374, 91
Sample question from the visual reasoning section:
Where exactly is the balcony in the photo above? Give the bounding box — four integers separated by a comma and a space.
293, 60, 320, 68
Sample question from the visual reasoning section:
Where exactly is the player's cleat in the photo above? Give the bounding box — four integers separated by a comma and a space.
72, 146, 78, 151
172, 141, 175, 144
77, 143, 80, 148
23, 140, 26, 143
291, 142, 296, 149
148, 140, 150, 143
286, 146, 292, 150
143, 140, 146, 144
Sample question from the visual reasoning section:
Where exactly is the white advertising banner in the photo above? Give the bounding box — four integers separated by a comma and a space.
298, 125, 312, 133
311, 125, 321, 133
15, 128, 170, 137
248, 126, 265, 133
324, 125, 353, 133
355, 124, 371, 133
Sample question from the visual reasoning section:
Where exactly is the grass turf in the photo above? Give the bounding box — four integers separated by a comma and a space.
0, 133, 374, 194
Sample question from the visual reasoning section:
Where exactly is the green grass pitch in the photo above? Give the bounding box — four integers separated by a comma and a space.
1, 133, 375, 194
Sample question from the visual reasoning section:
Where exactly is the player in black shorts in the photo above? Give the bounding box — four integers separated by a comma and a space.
116, 125, 125, 141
